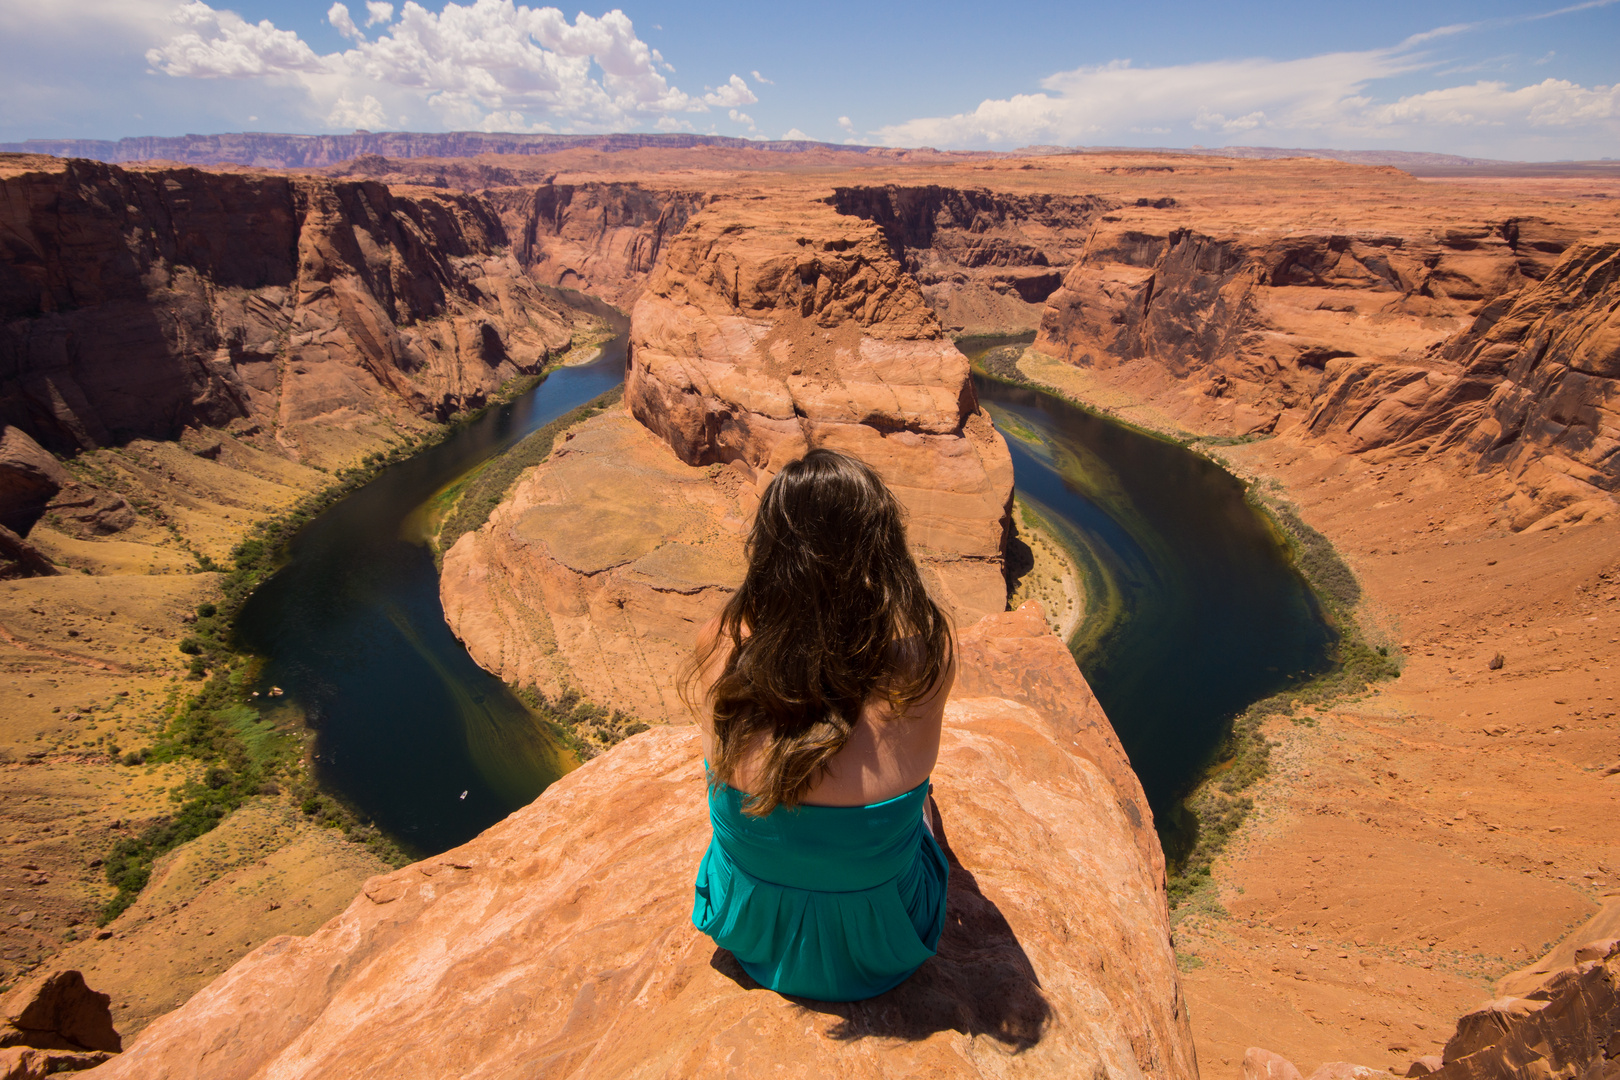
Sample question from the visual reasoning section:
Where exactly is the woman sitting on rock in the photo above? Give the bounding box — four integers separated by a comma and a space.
686, 448, 953, 1002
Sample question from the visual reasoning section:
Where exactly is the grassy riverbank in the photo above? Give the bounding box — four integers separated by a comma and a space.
1167, 493, 1401, 910
95, 349, 621, 924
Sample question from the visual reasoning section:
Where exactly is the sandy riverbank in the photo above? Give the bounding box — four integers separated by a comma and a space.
1014, 349, 1620, 1077
1007, 506, 1085, 642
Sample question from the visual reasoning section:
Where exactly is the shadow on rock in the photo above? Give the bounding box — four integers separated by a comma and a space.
708, 817, 1052, 1053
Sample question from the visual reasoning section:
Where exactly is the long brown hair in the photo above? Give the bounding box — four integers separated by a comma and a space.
686, 448, 953, 816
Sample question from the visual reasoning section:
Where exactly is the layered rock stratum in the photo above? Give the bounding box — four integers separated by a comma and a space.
83, 605, 1193, 1080
442, 197, 1013, 721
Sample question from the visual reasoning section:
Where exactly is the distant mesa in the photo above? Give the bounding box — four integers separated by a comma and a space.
0, 131, 970, 171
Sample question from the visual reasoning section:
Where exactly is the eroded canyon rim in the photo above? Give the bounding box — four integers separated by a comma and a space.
0, 143, 1617, 1079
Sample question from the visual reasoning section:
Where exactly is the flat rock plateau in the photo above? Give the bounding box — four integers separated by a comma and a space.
0, 138, 1615, 1078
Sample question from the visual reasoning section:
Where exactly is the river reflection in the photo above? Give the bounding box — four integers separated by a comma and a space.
973, 371, 1335, 837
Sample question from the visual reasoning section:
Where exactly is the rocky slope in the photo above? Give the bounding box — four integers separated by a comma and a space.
443, 196, 1014, 721
85, 605, 1194, 1080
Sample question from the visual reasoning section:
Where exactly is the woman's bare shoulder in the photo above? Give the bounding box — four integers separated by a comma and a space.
883, 632, 956, 710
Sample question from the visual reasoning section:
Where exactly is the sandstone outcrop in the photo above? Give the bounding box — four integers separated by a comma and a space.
0, 969, 121, 1055
445, 196, 1014, 719
626, 199, 1013, 615
0, 426, 68, 534
1244, 937, 1620, 1080
0, 524, 55, 579
84, 605, 1194, 1080
441, 410, 751, 722
0, 156, 585, 469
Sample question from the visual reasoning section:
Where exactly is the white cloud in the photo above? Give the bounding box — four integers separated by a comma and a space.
477, 108, 552, 132
142, 0, 758, 133
876, 32, 1620, 155
147, 1, 327, 77
781, 127, 812, 141
837, 115, 854, 133
703, 74, 757, 108
328, 3, 362, 40
750, 69, 772, 85
1370, 78, 1619, 128
326, 92, 386, 128
728, 107, 755, 130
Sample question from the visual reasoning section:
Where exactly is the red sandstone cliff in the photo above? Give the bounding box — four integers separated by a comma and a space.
1304, 240, 1620, 529
85, 605, 1195, 1080
0, 156, 585, 467
829, 185, 1110, 335
625, 199, 1013, 610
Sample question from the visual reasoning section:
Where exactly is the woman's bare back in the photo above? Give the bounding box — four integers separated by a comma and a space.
693, 617, 955, 807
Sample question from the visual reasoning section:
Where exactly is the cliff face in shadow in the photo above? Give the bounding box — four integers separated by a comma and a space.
0, 156, 584, 467
829, 184, 1109, 336
89, 605, 1196, 1080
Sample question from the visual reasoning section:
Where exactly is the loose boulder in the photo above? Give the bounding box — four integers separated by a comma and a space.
0, 969, 121, 1053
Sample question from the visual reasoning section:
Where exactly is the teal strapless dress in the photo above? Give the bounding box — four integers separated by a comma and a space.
692, 774, 949, 1001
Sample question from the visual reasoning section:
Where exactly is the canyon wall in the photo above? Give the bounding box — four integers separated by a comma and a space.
1304, 240, 1620, 530
1022, 206, 1620, 526
483, 182, 709, 306
0, 156, 584, 468
829, 185, 1110, 336
88, 605, 1195, 1080
443, 196, 1015, 721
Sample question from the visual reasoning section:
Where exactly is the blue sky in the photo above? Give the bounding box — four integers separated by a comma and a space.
2, 0, 1616, 158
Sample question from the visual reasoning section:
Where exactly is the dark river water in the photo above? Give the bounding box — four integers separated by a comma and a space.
234, 326, 1332, 859
234, 337, 626, 856
972, 370, 1334, 833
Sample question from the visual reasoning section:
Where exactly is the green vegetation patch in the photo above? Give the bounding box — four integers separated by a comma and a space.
513, 685, 648, 762
436, 385, 625, 559
1166, 490, 1401, 910
99, 600, 408, 924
